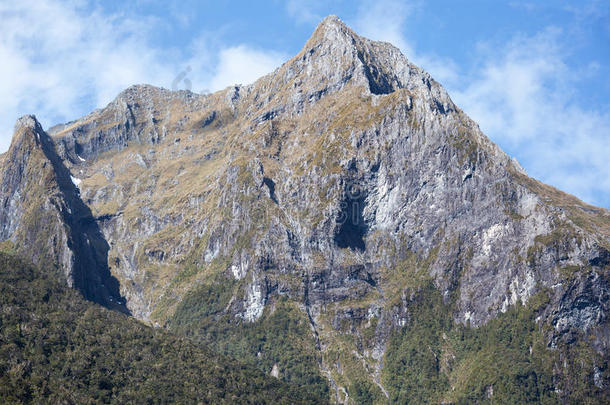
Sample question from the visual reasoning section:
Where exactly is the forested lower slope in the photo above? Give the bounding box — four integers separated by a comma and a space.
0, 247, 325, 404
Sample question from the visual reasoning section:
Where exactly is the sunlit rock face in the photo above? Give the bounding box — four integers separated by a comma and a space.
1, 15, 609, 402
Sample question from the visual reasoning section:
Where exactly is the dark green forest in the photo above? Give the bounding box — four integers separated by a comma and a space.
0, 251, 325, 404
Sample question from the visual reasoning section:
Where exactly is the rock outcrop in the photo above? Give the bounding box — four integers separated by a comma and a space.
0, 115, 128, 313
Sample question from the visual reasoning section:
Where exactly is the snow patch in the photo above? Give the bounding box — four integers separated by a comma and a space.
70, 175, 82, 188
77, 155, 86, 162
132, 153, 147, 168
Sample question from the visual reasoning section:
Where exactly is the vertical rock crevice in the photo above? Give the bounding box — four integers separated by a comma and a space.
334, 180, 368, 251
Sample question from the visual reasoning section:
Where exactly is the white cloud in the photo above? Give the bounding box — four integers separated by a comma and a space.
453, 30, 567, 143
208, 45, 286, 91
0, 0, 284, 152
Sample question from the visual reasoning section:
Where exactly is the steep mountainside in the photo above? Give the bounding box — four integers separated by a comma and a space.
0, 116, 127, 313
1, 16, 609, 403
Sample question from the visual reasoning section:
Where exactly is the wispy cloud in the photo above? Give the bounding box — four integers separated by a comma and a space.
0, 0, 175, 150
350, 0, 458, 85
284, 0, 325, 24
452, 30, 610, 206
0, 0, 284, 152
352, 0, 412, 52
209, 45, 287, 91
176, 35, 287, 94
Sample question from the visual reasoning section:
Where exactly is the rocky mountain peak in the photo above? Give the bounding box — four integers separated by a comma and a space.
292, 14, 408, 96
316, 14, 344, 28
305, 14, 356, 50
231, 14, 459, 130
10, 114, 45, 150
3, 114, 60, 186
1, 114, 129, 314
14, 114, 41, 132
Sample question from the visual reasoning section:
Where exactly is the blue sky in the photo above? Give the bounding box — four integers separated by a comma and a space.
1, 0, 609, 207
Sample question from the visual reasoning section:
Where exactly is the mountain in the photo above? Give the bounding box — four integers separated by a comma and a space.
1, 15, 609, 403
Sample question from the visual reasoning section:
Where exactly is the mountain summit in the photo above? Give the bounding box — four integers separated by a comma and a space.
1, 16, 608, 403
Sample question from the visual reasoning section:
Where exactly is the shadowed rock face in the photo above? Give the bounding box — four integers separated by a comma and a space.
334, 179, 368, 251
0, 116, 129, 313
1, 15, 609, 401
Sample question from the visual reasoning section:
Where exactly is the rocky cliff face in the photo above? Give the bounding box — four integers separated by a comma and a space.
0, 116, 128, 313
2, 15, 608, 403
